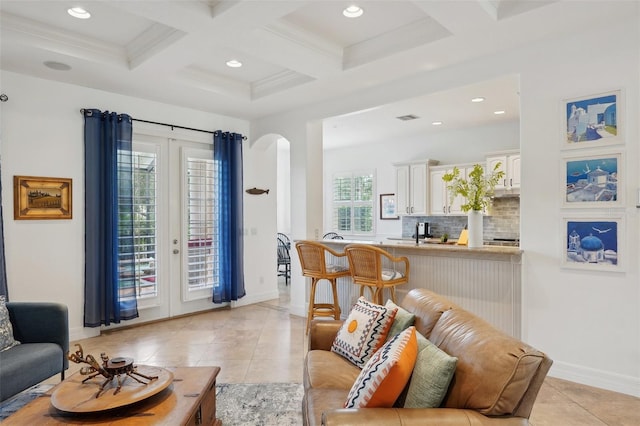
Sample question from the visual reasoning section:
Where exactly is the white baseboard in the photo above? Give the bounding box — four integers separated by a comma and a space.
549, 360, 640, 397
288, 303, 306, 318
70, 292, 280, 341
69, 326, 99, 342
231, 290, 280, 308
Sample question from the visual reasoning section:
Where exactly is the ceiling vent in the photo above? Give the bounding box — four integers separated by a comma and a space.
396, 114, 419, 121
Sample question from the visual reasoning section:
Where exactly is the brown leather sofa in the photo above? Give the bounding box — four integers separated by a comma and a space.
303, 288, 552, 425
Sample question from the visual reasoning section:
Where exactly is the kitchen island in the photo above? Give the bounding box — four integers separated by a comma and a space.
316, 239, 522, 338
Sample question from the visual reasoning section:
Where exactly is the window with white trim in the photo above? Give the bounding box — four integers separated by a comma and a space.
332, 171, 374, 235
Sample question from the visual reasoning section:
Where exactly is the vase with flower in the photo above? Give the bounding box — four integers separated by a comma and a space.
442, 163, 504, 248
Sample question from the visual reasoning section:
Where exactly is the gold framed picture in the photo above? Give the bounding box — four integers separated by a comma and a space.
13, 176, 72, 220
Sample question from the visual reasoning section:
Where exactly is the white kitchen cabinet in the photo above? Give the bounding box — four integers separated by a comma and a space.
429, 164, 476, 215
486, 152, 520, 192
394, 160, 438, 215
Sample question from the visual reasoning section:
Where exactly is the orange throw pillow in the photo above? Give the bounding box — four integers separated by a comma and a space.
344, 326, 418, 408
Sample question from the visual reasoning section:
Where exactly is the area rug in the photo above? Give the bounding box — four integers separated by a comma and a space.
216, 383, 304, 426
0, 383, 54, 420
0, 382, 304, 425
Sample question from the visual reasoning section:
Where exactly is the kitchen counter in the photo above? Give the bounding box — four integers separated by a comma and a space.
317, 238, 522, 337
322, 238, 522, 260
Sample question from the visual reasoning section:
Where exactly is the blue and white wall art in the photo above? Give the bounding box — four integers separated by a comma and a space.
563, 90, 622, 149
564, 218, 622, 271
563, 152, 621, 207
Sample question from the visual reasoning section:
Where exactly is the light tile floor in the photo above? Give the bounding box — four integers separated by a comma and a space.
51, 280, 639, 425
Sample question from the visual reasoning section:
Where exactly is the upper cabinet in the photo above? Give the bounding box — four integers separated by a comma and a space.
394, 160, 438, 215
429, 164, 477, 216
486, 151, 520, 194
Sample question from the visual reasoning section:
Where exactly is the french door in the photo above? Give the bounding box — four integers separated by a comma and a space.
122, 131, 219, 322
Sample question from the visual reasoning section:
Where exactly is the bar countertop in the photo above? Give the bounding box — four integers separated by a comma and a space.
320, 238, 522, 258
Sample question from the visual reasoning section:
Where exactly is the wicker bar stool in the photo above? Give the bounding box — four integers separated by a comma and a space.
344, 244, 410, 305
295, 240, 350, 334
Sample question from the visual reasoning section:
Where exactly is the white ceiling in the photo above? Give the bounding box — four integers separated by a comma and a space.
0, 1, 611, 148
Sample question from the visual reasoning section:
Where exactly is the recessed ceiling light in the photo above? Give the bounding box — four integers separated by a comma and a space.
432, 121, 443, 126
226, 59, 242, 68
67, 7, 91, 19
471, 97, 485, 103
343, 5, 364, 18
44, 61, 72, 71
494, 110, 506, 115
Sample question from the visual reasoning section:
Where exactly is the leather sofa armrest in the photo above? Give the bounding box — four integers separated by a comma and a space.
322, 408, 530, 426
7, 302, 69, 370
308, 320, 343, 351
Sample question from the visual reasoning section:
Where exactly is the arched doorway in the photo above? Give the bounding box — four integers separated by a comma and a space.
251, 133, 292, 308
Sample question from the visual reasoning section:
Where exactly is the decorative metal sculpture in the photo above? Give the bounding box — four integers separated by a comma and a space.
245, 187, 269, 195
68, 344, 158, 398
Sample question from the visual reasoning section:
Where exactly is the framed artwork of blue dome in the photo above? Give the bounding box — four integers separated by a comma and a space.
563, 216, 623, 272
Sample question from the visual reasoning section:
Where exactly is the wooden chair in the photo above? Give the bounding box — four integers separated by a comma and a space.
344, 244, 410, 305
295, 241, 350, 333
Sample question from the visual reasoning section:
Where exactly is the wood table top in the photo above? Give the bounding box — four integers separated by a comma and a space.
3, 366, 221, 425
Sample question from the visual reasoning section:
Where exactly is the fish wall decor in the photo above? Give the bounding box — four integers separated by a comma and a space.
245, 187, 270, 195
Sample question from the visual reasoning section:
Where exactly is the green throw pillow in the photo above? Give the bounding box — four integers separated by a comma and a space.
0, 296, 20, 352
385, 300, 415, 341
403, 332, 457, 408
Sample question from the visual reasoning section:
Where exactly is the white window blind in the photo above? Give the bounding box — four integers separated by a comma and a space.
186, 157, 217, 291
332, 171, 374, 235
118, 150, 158, 300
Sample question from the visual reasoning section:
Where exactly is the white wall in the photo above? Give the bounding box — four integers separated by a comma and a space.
519, 25, 640, 395
0, 72, 279, 340
252, 4, 640, 396
323, 121, 519, 239
277, 139, 291, 235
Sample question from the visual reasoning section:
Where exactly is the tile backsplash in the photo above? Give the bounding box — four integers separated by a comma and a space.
401, 197, 520, 240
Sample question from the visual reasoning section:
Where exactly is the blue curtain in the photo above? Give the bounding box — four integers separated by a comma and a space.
83, 109, 138, 326
213, 131, 245, 303
0, 161, 8, 298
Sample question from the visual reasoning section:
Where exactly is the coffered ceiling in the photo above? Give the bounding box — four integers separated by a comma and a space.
0, 1, 614, 146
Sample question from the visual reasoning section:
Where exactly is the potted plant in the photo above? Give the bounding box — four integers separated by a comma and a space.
442, 163, 504, 247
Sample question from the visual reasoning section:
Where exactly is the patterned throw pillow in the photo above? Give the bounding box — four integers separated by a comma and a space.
403, 332, 458, 408
381, 269, 404, 280
385, 300, 415, 342
0, 296, 20, 352
331, 297, 397, 368
345, 326, 418, 408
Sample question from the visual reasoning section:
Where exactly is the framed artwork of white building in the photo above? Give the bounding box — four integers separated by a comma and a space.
562, 151, 622, 208
562, 90, 622, 149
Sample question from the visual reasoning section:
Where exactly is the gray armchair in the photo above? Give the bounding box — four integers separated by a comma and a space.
0, 302, 69, 402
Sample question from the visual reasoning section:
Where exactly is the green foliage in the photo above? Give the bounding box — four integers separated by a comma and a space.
442, 163, 505, 212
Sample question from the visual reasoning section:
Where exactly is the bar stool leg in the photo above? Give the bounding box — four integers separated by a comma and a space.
330, 278, 341, 320
306, 278, 319, 334
389, 286, 397, 303
374, 286, 383, 305
359, 285, 375, 302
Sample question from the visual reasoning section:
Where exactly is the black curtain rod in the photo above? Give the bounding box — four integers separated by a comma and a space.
80, 109, 246, 140
133, 117, 215, 135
